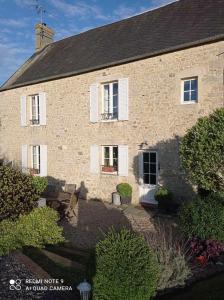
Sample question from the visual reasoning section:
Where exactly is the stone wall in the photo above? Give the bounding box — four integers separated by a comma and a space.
0, 41, 224, 203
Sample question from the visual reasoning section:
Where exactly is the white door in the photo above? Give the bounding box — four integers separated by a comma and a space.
139, 151, 158, 205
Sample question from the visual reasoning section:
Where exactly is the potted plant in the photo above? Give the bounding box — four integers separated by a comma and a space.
102, 165, 116, 173
116, 183, 132, 205
154, 186, 173, 212
32, 176, 48, 207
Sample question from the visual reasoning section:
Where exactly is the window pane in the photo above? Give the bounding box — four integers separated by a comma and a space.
104, 147, 110, 159
144, 174, 150, 184
143, 163, 149, 173
150, 175, 157, 185
113, 82, 118, 95
143, 152, 149, 163
184, 91, 190, 101
113, 147, 118, 159
191, 79, 197, 91
150, 164, 156, 174
191, 90, 197, 101
184, 80, 190, 91
150, 152, 157, 163
104, 85, 110, 113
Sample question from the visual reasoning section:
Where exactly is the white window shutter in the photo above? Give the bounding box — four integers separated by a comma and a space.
20, 95, 27, 126
90, 145, 99, 174
90, 84, 99, 123
118, 145, 128, 176
40, 145, 47, 177
118, 78, 129, 121
138, 152, 143, 185
21, 145, 28, 173
39, 92, 46, 125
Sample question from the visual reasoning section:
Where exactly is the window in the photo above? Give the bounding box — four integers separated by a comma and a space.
101, 146, 118, 173
182, 77, 198, 103
143, 152, 157, 185
31, 145, 40, 174
30, 94, 40, 125
101, 82, 118, 120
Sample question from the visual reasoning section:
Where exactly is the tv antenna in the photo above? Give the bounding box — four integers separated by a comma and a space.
35, 1, 46, 24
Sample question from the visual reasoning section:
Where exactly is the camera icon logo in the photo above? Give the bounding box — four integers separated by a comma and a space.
9, 279, 22, 290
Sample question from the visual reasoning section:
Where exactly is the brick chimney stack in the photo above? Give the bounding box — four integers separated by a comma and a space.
35, 23, 54, 52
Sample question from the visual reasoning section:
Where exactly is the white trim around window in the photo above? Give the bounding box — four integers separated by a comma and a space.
181, 77, 198, 104
30, 94, 40, 125
101, 81, 118, 121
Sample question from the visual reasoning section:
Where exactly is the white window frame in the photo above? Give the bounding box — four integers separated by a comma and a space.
31, 145, 40, 175
142, 151, 158, 186
181, 77, 198, 104
101, 145, 118, 174
101, 81, 118, 121
30, 94, 40, 125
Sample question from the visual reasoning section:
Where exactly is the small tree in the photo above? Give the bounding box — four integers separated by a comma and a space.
0, 166, 39, 221
180, 108, 224, 193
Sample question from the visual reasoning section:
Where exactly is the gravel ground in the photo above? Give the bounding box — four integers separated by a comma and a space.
0, 254, 45, 300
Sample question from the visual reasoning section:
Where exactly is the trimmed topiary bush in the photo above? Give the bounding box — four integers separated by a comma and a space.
0, 166, 39, 221
179, 194, 224, 242
0, 207, 64, 256
155, 186, 173, 212
32, 176, 48, 195
180, 108, 224, 193
117, 183, 132, 204
93, 228, 160, 300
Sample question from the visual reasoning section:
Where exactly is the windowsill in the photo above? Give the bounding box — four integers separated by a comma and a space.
181, 101, 198, 105
101, 172, 118, 176
100, 119, 118, 123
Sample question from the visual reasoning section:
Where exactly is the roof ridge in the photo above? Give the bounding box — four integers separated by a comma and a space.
50, 0, 179, 46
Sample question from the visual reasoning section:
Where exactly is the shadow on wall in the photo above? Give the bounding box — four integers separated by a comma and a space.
132, 136, 195, 203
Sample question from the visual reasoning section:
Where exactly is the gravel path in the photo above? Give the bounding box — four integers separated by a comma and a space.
0, 254, 45, 300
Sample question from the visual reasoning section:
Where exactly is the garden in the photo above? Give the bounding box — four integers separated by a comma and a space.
0, 107, 224, 299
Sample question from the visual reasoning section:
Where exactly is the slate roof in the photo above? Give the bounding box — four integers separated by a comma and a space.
1, 0, 224, 91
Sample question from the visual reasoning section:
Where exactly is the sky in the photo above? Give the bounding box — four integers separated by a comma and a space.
0, 0, 176, 85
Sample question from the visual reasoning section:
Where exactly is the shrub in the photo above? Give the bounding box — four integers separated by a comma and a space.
155, 186, 173, 212
32, 176, 48, 195
0, 166, 39, 221
116, 183, 132, 198
189, 236, 224, 264
0, 207, 64, 256
179, 194, 224, 242
93, 228, 159, 300
146, 223, 191, 291
180, 108, 224, 193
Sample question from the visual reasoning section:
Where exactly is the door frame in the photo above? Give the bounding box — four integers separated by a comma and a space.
139, 149, 159, 204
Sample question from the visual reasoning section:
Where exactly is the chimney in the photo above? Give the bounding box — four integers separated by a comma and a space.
35, 23, 54, 52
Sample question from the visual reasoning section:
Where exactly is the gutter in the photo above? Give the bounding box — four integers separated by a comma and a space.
1, 34, 224, 92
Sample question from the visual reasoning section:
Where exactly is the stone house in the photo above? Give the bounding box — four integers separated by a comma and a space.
0, 0, 224, 204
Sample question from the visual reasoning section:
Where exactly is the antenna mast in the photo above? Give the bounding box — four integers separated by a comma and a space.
35, 0, 46, 24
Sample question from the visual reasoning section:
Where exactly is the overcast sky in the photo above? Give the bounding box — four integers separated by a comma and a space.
0, 0, 176, 85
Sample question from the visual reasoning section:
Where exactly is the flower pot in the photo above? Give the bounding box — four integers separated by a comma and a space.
121, 197, 131, 205
102, 166, 116, 173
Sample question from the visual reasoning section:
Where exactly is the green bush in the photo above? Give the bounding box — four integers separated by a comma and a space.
179, 194, 224, 242
0, 166, 39, 221
0, 207, 64, 256
116, 183, 132, 198
180, 108, 224, 193
93, 228, 160, 300
146, 224, 191, 290
155, 186, 173, 211
32, 176, 48, 195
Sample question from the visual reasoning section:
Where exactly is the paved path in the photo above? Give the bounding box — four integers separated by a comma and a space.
61, 199, 155, 249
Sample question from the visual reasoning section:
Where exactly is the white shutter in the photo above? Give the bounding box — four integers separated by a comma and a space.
40, 145, 47, 177
20, 95, 27, 126
39, 92, 46, 125
21, 144, 28, 173
90, 145, 99, 174
118, 78, 129, 121
118, 145, 128, 176
90, 84, 99, 123
138, 152, 143, 185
